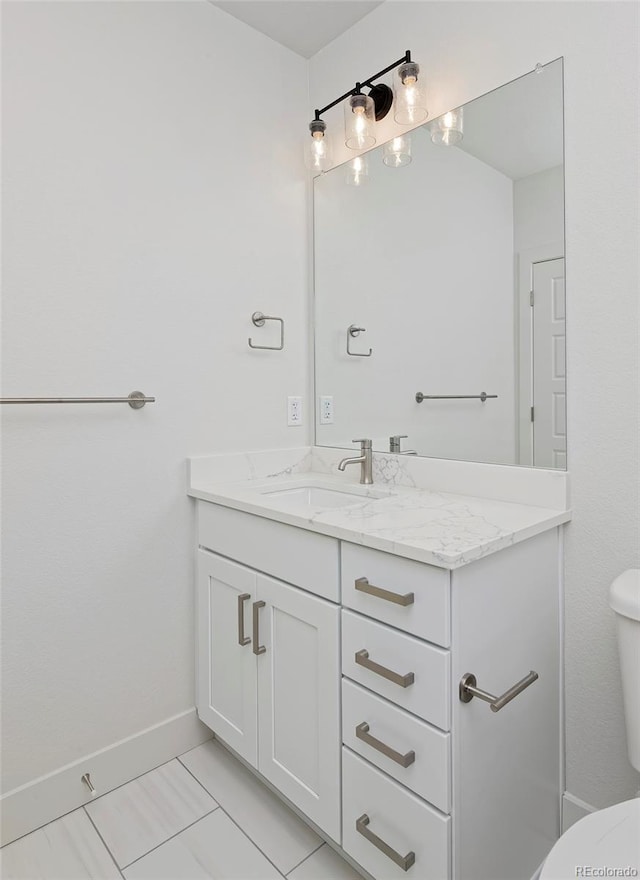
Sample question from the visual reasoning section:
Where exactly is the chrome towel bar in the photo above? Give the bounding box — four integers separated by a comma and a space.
0, 391, 155, 409
416, 392, 497, 403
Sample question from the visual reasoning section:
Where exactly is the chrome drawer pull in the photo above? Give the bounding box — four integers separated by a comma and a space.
355, 649, 415, 688
459, 670, 538, 712
356, 722, 416, 768
356, 814, 415, 871
355, 577, 414, 606
252, 601, 266, 656
237, 593, 251, 646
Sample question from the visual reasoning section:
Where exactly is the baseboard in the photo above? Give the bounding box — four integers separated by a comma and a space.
0, 708, 212, 846
562, 792, 597, 832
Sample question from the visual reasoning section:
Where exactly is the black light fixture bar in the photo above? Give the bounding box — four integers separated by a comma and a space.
313, 50, 411, 120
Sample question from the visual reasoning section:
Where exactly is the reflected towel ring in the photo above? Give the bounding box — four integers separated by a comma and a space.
347, 324, 372, 357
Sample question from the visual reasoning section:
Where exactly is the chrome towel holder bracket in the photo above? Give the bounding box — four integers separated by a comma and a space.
459, 670, 539, 712
248, 312, 284, 350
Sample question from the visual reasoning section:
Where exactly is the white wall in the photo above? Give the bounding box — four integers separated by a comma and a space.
514, 165, 564, 253
314, 136, 515, 463
1, 1, 308, 794
310, 1, 640, 809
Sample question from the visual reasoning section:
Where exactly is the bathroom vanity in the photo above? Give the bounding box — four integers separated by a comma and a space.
189, 448, 570, 880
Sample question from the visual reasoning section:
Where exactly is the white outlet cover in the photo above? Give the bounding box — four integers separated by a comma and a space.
320, 395, 334, 425
287, 396, 303, 426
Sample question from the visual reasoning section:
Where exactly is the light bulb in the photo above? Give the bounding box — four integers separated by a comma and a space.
393, 61, 428, 125
304, 119, 332, 172
429, 106, 464, 146
344, 94, 376, 150
383, 135, 412, 167
346, 155, 368, 186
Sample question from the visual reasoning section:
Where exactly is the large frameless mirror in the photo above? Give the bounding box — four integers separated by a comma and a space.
313, 59, 566, 469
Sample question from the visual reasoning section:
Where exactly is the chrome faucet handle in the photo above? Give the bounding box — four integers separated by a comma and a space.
389, 434, 408, 453
352, 438, 372, 448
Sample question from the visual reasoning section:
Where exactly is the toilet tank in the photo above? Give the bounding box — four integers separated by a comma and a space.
610, 569, 640, 772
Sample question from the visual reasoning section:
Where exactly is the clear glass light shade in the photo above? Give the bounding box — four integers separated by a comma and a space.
305, 132, 332, 172
383, 135, 412, 167
346, 155, 368, 186
344, 94, 376, 150
393, 61, 428, 125
430, 107, 464, 146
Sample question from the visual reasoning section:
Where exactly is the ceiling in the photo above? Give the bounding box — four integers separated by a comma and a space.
210, 1, 385, 58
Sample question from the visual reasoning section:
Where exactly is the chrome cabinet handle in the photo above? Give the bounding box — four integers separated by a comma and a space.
356, 722, 415, 768
459, 670, 538, 712
237, 593, 251, 646
355, 577, 414, 607
252, 601, 266, 655
356, 814, 415, 871
355, 649, 415, 688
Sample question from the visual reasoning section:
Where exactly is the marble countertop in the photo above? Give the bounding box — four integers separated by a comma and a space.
188, 448, 571, 569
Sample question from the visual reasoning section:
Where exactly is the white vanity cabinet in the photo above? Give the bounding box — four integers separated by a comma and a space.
340, 531, 560, 880
196, 506, 341, 842
194, 499, 561, 880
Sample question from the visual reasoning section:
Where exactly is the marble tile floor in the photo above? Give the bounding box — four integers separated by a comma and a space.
1, 739, 365, 880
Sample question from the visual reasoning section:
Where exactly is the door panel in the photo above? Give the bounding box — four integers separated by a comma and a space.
533, 258, 566, 468
256, 575, 341, 843
196, 550, 258, 767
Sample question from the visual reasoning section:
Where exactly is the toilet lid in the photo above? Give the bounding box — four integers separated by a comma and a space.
540, 799, 640, 880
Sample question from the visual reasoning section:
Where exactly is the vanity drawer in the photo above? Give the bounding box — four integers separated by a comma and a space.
342, 749, 450, 880
197, 502, 339, 602
342, 610, 450, 730
342, 679, 450, 813
341, 543, 450, 647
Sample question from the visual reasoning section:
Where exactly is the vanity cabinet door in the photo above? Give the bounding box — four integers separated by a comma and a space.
256, 574, 341, 843
196, 550, 258, 767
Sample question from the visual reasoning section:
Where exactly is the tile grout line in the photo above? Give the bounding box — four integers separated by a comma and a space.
119, 807, 220, 871
285, 842, 326, 876
1, 753, 202, 851
178, 756, 294, 878
82, 806, 126, 879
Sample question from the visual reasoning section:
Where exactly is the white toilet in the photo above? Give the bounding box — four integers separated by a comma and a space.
540, 569, 640, 879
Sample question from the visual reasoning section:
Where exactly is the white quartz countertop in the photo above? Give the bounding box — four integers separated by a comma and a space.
188, 449, 571, 569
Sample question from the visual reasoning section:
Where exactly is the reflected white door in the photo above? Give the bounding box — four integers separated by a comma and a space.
532, 258, 566, 468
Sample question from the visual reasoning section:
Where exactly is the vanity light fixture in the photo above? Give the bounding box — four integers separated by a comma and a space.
305, 50, 425, 169
346, 155, 368, 186
383, 135, 412, 167
430, 107, 464, 145
393, 60, 428, 125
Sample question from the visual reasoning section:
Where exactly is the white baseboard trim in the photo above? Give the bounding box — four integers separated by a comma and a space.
562, 792, 597, 832
1, 708, 212, 846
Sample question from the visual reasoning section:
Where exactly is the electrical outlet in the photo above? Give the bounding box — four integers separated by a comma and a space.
287, 396, 303, 426
319, 395, 334, 425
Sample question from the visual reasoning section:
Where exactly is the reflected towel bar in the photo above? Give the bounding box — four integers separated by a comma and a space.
0, 391, 155, 409
415, 392, 497, 403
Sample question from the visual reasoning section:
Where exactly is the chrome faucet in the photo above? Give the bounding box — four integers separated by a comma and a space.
389, 434, 417, 455
338, 439, 373, 485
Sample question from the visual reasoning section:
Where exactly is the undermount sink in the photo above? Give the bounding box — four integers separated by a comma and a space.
259, 484, 382, 511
